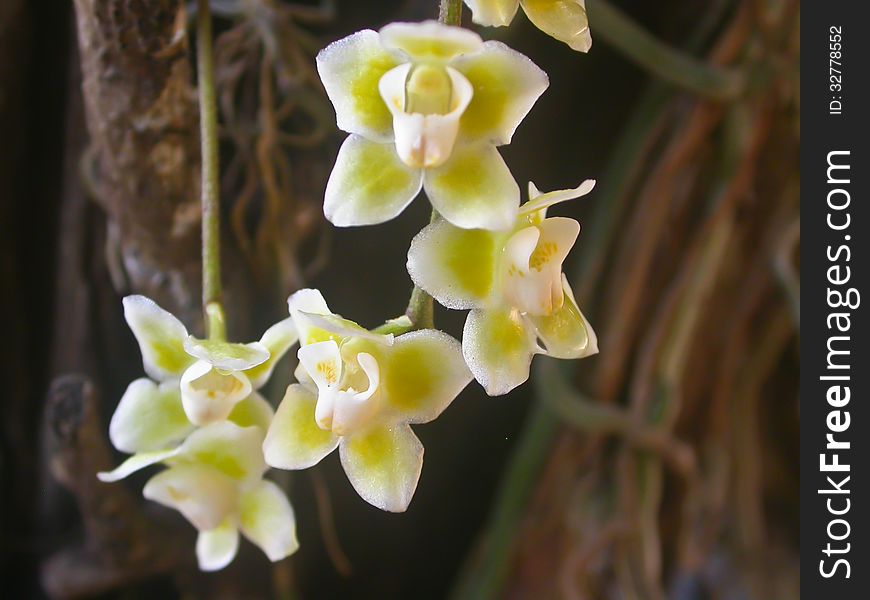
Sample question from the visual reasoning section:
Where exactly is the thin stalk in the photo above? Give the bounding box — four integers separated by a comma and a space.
588, 0, 745, 101
439, 0, 463, 25
404, 0, 462, 328
197, 0, 223, 337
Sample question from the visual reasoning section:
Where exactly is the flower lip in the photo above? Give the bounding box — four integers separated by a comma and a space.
298, 341, 383, 436
180, 360, 253, 426
380, 64, 474, 168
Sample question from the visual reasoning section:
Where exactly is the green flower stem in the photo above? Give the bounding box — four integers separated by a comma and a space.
196, 0, 223, 337
404, 0, 463, 330
439, 0, 463, 25
588, 0, 745, 101
404, 286, 435, 330
205, 302, 227, 342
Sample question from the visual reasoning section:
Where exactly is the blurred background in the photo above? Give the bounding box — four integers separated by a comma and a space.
1, 0, 799, 598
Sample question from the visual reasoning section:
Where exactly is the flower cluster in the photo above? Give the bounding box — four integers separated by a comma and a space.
101, 10, 598, 575
100, 297, 299, 571
319, 20, 599, 396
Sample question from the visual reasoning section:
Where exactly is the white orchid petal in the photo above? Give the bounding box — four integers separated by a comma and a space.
97, 448, 179, 482
453, 40, 548, 145
264, 384, 340, 470
316, 29, 401, 140
379, 21, 483, 61
180, 360, 253, 426
122, 295, 194, 381
324, 135, 424, 227
520, 179, 596, 218
297, 340, 342, 393
379, 330, 472, 424
196, 520, 240, 572
504, 225, 541, 276
239, 480, 300, 562
462, 307, 540, 396
423, 143, 519, 230
108, 378, 193, 454
287, 288, 335, 347
244, 318, 298, 389
143, 464, 239, 531
407, 220, 505, 310
294, 360, 315, 388
529, 274, 599, 358
171, 421, 268, 484
339, 423, 424, 513
521, 0, 592, 52
228, 391, 275, 431
464, 0, 521, 26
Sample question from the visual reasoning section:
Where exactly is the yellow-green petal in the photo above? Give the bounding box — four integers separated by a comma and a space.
263, 384, 340, 470
316, 29, 401, 140
521, 0, 592, 52
423, 143, 519, 231
97, 448, 179, 482
123, 295, 195, 381
452, 41, 548, 145
379, 330, 472, 424
379, 21, 483, 62
143, 464, 239, 531
109, 378, 193, 454
288, 289, 342, 347
196, 520, 240, 572
244, 318, 298, 390
464, 0, 521, 26
239, 480, 299, 562
184, 337, 269, 371
520, 179, 596, 221
407, 219, 505, 310
462, 307, 540, 396
528, 274, 598, 359
339, 423, 423, 512
324, 135, 423, 227
228, 392, 274, 431
169, 421, 267, 484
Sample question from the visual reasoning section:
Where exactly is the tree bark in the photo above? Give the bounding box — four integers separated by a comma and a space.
73, 0, 202, 321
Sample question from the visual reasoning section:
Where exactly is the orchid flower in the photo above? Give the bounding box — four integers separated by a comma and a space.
263, 289, 472, 512
317, 20, 548, 231
119, 295, 297, 428
464, 0, 592, 52
99, 422, 298, 571
407, 181, 599, 395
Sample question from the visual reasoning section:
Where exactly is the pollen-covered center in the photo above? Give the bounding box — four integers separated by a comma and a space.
316, 360, 339, 385
529, 241, 559, 271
